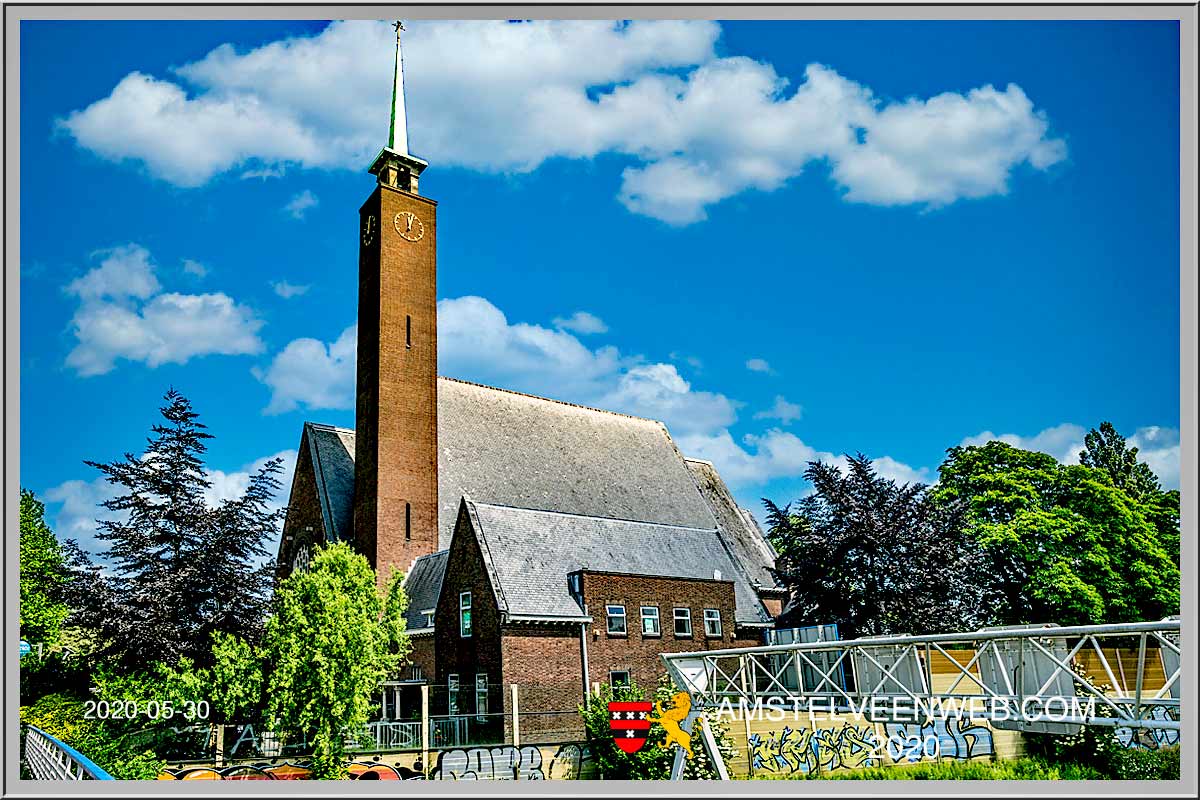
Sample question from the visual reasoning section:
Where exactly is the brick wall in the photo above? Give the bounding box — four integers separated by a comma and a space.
354, 182, 440, 588
579, 571, 761, 693
501, 626, 587, 742
407, 635, 436, 682
277, 431, 324, 580
433, 509, 501, 716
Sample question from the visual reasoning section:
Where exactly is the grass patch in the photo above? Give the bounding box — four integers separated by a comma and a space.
750, 756, 1107, 780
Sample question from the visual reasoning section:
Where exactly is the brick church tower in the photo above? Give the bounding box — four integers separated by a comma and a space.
354, 21, 438, 583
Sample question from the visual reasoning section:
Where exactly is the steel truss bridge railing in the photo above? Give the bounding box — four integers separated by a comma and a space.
659, 619, 1181, 780
22, 725, 114, 780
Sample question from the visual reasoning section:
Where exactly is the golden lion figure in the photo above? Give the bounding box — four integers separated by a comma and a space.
649, 691, 694, 760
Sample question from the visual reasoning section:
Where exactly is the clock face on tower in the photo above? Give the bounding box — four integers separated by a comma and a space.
361, 214, 377, 246
394, 210, 425, 242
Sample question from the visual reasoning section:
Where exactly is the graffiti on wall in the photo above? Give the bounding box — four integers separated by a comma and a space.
748, 716, 995, 776
1115, 707, 1180, 750
885, 717, 993, 763
158, 742, 595, 781
749, 721, 880, 775
436, 745, 545, 780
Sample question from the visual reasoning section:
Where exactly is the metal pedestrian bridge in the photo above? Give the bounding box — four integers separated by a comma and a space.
659, 619, 1181, 780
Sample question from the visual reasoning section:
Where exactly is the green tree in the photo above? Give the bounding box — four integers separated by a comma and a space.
1080, 421, 1161, 499
19, 489, 69, 645
1080, 421, 1180, 563
765, 454, 990, 638
932, 441, 1179, 626
578, 676, 737, 780
262, 543, 410, 778
64, 389, 284, 670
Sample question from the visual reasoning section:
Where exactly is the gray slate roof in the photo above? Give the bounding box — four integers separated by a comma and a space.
304, 422, 357, 542
462, 499, 772, 626
685, 458, 781, 590
401, 550, 448, 632
436, 378, 717, 547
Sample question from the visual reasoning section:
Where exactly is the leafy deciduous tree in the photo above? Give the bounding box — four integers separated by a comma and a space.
765, 454, 990, 639
932, 440, 1179, 626
19, 489, 69, 645
263, 542, 411, 778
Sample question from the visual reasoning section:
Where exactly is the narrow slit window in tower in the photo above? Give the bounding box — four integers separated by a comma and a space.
405, 503, 411, 540
406, 315, 412, 348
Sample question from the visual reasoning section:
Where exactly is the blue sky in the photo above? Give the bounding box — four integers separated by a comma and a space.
19, 19, 1181, 555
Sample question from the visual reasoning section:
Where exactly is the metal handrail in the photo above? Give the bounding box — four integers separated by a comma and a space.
23, 724, 114, 780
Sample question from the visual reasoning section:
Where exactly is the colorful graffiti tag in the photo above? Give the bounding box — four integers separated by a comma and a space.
1115, 707, 1180, 750
884, 717, 993, 763
748, 716, 995, 776
157, 742, 594, 780
749, 722, 879, 775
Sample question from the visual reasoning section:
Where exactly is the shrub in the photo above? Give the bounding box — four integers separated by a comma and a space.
19, 692, 166, 780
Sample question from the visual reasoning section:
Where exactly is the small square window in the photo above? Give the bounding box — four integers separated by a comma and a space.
609, 670, 631, 689
606, 604, 627, 635
641, 606, 660, 636
459, 592, 472, 638
673, 608, 692, 637
422, 609, 435, 628
704, 609, 722, 638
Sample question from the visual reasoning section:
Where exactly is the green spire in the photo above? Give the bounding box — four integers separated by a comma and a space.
387, 20, 409, 155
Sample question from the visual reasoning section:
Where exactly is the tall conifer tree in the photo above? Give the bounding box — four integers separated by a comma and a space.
65, 389, 283, 670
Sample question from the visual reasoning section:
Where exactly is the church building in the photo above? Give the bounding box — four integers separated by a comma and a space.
276, 24, 785, 737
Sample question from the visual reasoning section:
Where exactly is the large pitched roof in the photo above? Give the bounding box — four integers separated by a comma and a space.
300, 377, 720, 547
436, 377, 717, 546
460, 499, 772, 626
685, 458, 781, 590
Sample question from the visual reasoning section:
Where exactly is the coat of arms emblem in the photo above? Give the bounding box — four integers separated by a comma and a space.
607, 701, 653, 753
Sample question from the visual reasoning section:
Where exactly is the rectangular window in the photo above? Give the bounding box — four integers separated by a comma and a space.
448, 674, 459, 715
609, 670, 631, 689
704, 609, 723, 638
606, 604, 627, 635
673, 608, 692, 637
459, 592, 472, 638
421, 609, 435, 628
405, 503, 411, 540
475, 674, 488, 722
641, 606, 660, 636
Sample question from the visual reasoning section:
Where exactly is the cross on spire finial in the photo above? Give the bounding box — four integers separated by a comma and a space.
370, 18, 427, 192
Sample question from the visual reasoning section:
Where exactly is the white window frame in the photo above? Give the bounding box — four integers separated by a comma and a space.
459, 592, 472, 638
704, 608, 723, 638
609, 670, 632, 689
448, 674, 460, 715
606, 604, 627, 635
673, 607, 692, 637
421, 609, 435, 628
640, 606, 661, 636
475, 673, 488, 722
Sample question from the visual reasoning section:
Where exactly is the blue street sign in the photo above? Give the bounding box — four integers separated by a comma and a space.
19, 640, 31, 656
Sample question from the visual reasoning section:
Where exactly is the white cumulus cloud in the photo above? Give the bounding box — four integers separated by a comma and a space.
754, 395, 802, 425
253, 324, 357, 415
552, 311, 608, 335
59, 20, 1066, 224
63, 245, 265, 376
283, 189, 319, 219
